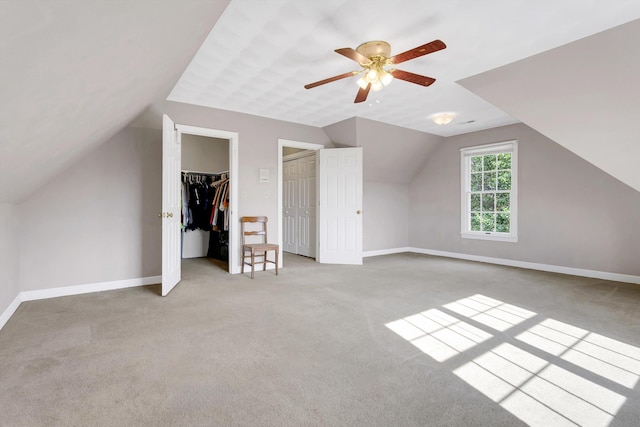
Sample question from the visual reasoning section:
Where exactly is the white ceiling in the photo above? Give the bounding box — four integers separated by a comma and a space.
168, 0, 640, 137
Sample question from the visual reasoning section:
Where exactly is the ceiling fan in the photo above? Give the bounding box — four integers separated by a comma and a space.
304, 39, 446, 103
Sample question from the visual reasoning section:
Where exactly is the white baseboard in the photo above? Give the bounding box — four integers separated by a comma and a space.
20, 276, 162, 302
363, 247, 412, 258
408, 247, 640, 285
0, 276, 161, 331
364, 246, 640, 284
0, 293, 23, 331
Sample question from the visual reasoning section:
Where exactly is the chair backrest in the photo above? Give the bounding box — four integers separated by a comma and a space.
241, 216, 268, 245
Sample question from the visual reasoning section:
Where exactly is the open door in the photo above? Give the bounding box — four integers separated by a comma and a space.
318, 147, 363, 265
161, 114, 182, 295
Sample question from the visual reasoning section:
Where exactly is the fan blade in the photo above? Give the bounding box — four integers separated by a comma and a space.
388, 39, 446, 65
354, 83, 371, 103
390, 69, 436, 87
335, 48, 371, 65
304, 71, 357, 89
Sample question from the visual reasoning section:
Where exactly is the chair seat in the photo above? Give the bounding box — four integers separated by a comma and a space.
243, 243, 279, 252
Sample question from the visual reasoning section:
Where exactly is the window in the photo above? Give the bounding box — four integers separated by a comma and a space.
460, 140, 517, 242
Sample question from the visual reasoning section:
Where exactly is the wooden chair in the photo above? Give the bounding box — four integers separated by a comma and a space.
241, 216, 279, 279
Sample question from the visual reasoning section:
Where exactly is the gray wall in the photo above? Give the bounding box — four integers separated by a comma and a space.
16, 103, 332, 291
182, 135, 229, 173
409, 123, 640, 275
0, 204, 19, 314
355, 117, 442, 184
363, 183, 409, 252
323, 117, 357, 146
18, 127, 162, 291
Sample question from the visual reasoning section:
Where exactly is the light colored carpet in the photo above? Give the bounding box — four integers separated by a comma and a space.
1, 253, 639, 426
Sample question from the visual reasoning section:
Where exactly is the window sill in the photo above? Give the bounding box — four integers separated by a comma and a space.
461, 232, 518, 243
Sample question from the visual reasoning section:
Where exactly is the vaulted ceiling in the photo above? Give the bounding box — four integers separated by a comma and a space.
2, 0, 639, 203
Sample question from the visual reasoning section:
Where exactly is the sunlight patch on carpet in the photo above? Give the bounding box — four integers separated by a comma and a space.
385, 309, 492, 362
517, 318, 640, 389
454, 343, 626, 427
444, 294, 536, 332
385, 294, 638, 426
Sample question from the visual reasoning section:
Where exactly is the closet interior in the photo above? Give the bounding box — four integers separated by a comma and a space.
181, 134, 230, 269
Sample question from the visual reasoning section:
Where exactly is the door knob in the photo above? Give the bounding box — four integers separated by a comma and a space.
356, 210, 361, 214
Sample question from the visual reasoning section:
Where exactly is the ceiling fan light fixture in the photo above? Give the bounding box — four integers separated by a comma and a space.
380, 69, 393, 86
431, 112, 456, 125
306, 39, 446, 104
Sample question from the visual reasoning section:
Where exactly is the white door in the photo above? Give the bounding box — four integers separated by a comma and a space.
318, 147, 363, 265
297, 154, 316, 257
283, 160, 297, 253
161, 114, 182, 296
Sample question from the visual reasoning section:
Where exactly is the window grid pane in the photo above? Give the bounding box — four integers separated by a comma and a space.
467, 152, 512, 234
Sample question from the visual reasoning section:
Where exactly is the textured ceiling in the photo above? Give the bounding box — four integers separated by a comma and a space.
168, 0, 640, 137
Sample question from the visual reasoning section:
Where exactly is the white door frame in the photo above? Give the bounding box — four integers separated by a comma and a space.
177, 124, 240, 274
277, 139, 323, 267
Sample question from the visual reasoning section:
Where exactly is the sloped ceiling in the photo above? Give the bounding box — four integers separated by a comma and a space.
459, 19, 640, 192
0, 0, 230, 203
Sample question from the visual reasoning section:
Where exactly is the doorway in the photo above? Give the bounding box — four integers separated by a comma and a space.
181, 134, 230, 272
162, 115, 240, 296
175, 124, 240, 276
283, 149, 316, 257
277, 139, 323, 267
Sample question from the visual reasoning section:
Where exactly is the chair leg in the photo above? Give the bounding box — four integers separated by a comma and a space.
251, 251, 255, 279
275, 248, 279, 276
263, 251, 267, 271
242, 250, 245, 275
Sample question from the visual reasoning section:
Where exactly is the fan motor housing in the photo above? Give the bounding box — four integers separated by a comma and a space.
356, 41, 391, 60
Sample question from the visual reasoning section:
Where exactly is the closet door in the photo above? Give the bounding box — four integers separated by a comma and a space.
297, 154, 316, 257
283, 160, 297, 253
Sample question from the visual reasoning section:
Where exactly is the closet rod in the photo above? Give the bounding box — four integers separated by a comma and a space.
182, 170, 229, 175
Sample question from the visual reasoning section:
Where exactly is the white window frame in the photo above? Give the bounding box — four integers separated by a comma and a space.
460, 140, 518, 242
